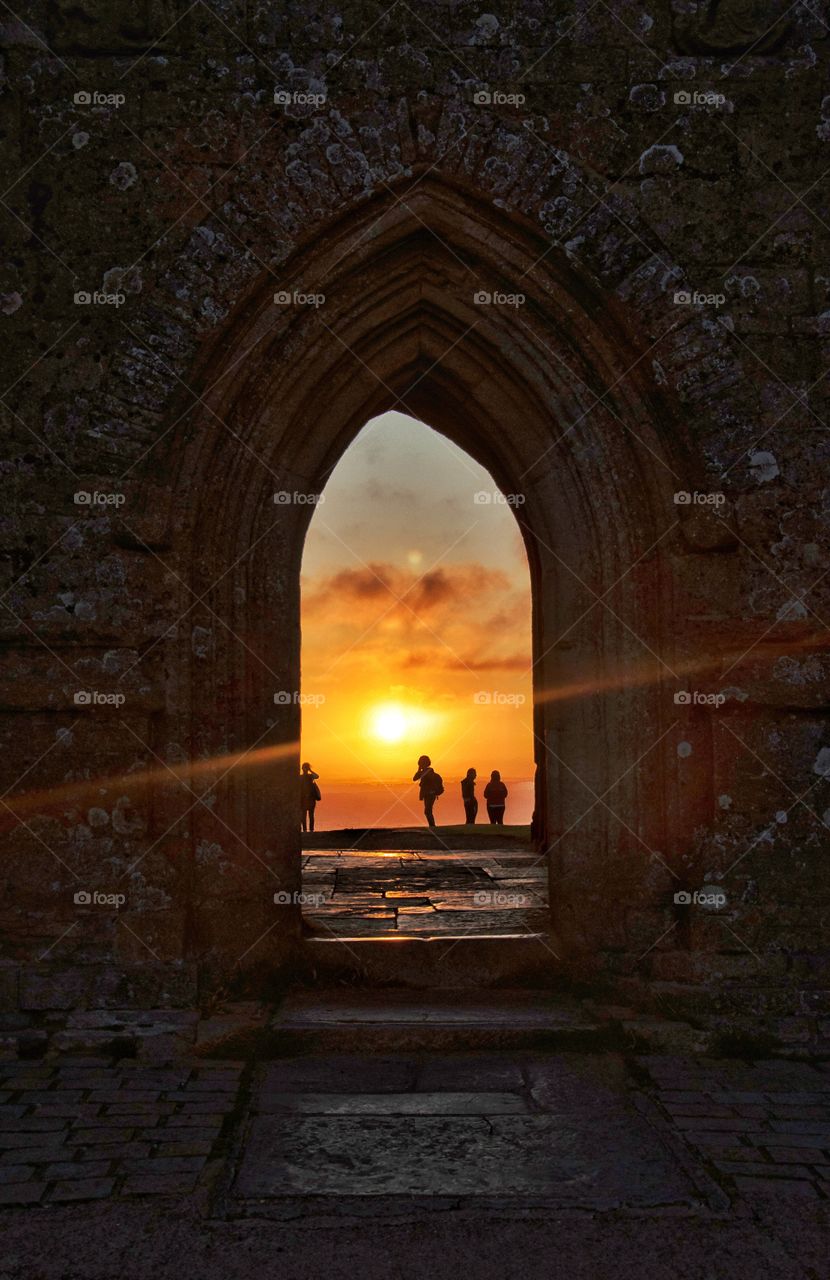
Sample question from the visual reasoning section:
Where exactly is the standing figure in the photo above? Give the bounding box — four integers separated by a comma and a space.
300, 761, 321, 833
461, 768, 478, 824
412, 754, 443, 828
483, 769, 508, 825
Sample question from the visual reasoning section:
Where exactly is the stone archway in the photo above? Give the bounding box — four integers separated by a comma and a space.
134, 178, 711, 991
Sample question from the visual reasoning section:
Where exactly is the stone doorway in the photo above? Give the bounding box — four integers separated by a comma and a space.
164, 181, 685, 992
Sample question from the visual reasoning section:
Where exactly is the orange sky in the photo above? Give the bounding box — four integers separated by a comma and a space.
299, 411, 534, 825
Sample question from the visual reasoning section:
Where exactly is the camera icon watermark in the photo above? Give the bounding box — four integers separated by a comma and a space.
674, 690, 726, 708
74, 290, 126, 307
473, 889, 530, 906
273, 490, 325, 505
472, 88, 525, 106
674, 886, 727, 911
473, 289, 525, 308
473, 690, 526, 706
74, 690, 126, 707
273, 289, 325, 308
674, 89, 726, 109
274, 89, 327, 108
673, 490, 726, 507
273, 890, 326, 905
474, 490, 525, 506
73, 90, 126, 108
74, 889, 127, 907
673, 289, 725, 309
74, 490, 125, 507
273, 691, 326, 706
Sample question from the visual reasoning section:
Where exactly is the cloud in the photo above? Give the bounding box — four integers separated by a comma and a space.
406, 652, 531, 672
303, 562, 516, 617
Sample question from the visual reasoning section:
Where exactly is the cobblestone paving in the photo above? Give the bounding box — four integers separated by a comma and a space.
640, 1055, 830, 1202
0, 1049, 827, 1211
0, 1057, 243, 1206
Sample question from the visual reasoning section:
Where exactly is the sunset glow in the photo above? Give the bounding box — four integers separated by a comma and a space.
300, 410, 534, 827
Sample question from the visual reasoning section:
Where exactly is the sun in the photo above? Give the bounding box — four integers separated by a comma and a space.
370, 703, 409, 743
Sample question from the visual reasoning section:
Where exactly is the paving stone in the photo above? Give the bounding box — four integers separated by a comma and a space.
77, 1112, 160, 1128
767, 1147, 830, 1163
164, 1115, 225, 1128
123, 1173, 200, 1195
48, 1178, 116, 1202
717, 1161, 815, 1179
751, 1133, 830, 1150
45, 1161, 111, 1179
17, 1091, 84, 1105
415, 1055, 525, 1091
769, 1120, 830, 1137
673, 1117, 758, 1132
147, 1127, 220, 1143
0, 1165, 34, 1183
0, 1125, 71, 1146
734, 1176, 819, 1199
123, 1156, 207, 1175
71, 1128, 136, 1145
156, 1141, 214, 1157
234, 1112, 701, 1207
0, 1146, 72, 1164
0, 1182, 45, 1204
32, 1104, 102, 1119
259, 1056, 417, 1094
78, 1142, 150, 1160
0, 1116, 66, 1133
87, 1091, 161, 1104
162, 1092, 235, 1105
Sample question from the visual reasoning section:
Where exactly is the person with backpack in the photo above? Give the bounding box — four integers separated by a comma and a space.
300, 761, 321, 832
483, 769, 508, 825
461, 767, 478, 824
412, 754, 443, 828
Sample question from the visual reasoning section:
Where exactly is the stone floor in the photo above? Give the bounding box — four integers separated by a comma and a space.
0, 994, 828, 1278
301, 850, 549, 937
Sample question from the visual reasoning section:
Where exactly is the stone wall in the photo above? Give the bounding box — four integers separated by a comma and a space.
1, 0, 829, 1048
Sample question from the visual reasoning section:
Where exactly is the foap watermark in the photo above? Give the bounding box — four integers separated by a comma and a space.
474, 691, 526, 706
674, 490, 725, 507
274, 691, 326, 706
74, 90, 126, 108
474, 289, 525, 308
74, 690, 126, 707
273, 890, 327, 905
274, 289, 325, 308
674, 885, 728, 911
74, 290, 126, 307
74, 889, 126, 907
473, 890, 531, 906
673, 289, 725, 309
274, 89, 326, 108
674, 690, 726, 708
674, 89, 726, 110
474, 490, 525, 506
273, 490, 325, 505
74, 490, 125, 507
473, 88, 526, 106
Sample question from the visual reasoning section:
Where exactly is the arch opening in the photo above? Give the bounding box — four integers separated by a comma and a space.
166, 181, 687, 985
297, 409, 543, 939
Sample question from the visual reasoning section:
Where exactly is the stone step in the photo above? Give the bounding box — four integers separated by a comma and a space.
298, 932, 562, 988
268, 989, 620, 1054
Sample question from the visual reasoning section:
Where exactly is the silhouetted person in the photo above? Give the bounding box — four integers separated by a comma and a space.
300, 761, 320, 832
461, 767, 478, 824
413, 754, 443, 828
484, 770, 508, 825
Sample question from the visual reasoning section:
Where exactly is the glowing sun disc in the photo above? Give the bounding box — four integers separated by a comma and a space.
371, 704, 408, 743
